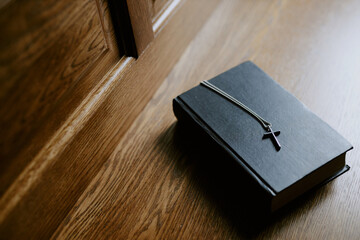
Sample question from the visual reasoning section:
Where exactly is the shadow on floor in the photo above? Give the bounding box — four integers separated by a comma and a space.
156, 121, 334, 238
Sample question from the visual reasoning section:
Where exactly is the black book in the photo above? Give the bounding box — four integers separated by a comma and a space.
173, 61, 352, 212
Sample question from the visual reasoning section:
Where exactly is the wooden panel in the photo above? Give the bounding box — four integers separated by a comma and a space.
96, 0, 118, 53
51, 0, 360, 239
126, 0, 154, 55
108, 0, 154, 57
148, 0, 173, 21
0, 0, 220, 239
0, 0, 119, 195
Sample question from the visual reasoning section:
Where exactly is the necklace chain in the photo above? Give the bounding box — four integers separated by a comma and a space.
200, 80, 272, 130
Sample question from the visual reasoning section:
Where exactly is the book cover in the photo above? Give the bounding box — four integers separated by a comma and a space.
173, 61, 353, 212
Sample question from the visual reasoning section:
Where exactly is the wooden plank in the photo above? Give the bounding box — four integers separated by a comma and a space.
0, 0, 221, 238
52, 0, 360, 239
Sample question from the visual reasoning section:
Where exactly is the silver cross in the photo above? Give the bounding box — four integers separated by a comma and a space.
263, 126, 281, 151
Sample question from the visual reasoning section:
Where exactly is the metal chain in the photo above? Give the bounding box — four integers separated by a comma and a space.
200, 80, 271, 130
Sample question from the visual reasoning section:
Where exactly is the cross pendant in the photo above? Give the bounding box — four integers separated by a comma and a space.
262, 126, 281, 151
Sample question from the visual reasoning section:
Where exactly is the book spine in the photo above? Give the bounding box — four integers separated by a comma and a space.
173, 97, 275, 212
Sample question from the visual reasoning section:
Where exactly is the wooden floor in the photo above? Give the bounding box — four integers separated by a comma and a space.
10, 0, 360, 239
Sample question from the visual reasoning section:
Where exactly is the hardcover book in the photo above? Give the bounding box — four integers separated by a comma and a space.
173, 61, 352, 212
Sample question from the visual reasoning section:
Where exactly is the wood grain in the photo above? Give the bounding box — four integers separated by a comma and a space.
107, 0, 154, 57
0, 0, 118, 195
52, 0, 360, 239
0, 0, 220, 239
126, 0, 154, 56
96, 0, 118, 53
147, 0, 173, 22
